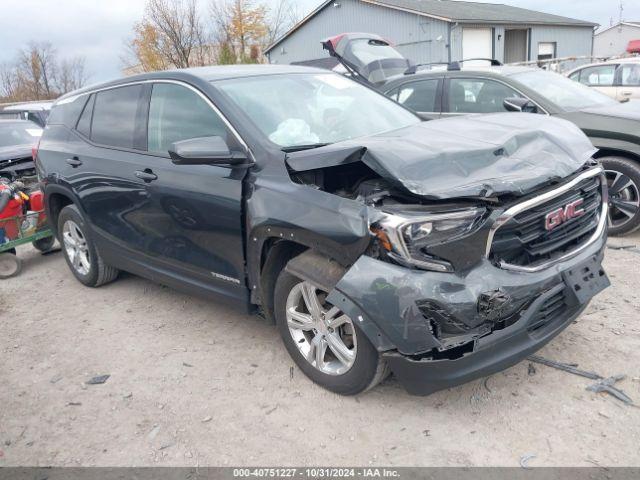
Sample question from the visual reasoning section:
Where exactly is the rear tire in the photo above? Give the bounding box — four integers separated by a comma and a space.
600, 156, 640, 236
33, 236, 55, 252
57, 204, 119, 287
274, 268, 387, 395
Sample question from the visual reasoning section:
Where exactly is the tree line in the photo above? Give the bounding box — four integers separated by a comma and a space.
1, 42, 88, 103
0, 0, 299, 102
124, 0, 299, 72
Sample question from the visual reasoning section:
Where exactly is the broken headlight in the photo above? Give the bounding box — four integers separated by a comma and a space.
372, 208, 485, 273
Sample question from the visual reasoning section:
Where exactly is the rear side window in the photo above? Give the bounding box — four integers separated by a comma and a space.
76, 94, 95, 138
92, 85, 144, 149
47, 95, 88, 127
389, 79, 439, 112
147, 83, 228, 154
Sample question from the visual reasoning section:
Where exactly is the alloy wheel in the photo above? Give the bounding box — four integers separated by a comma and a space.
62, 220, 91, 276
605, 170, 640, 230
285, 281, 357, 376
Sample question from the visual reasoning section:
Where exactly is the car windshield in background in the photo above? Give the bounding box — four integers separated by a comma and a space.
216, 73, 420, 149
0, 122, 42, 147
511, 70, 617, 111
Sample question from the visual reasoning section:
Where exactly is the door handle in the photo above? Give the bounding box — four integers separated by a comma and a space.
135, 169, 158, 182
66, 157, 83, 168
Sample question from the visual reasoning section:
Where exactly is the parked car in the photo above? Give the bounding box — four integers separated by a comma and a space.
38, 65, 609, 396
0, 119, 42, 184
566, 58, 640, 101
0, 102, 53, 127
322, 34, 640, 236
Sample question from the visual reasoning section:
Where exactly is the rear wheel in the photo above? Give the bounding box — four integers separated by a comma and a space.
274, 268, 388, 395
0, 252, 22, 279
33, 235, 55, 252
600, 156, 640, 236
58, 204, 119, 287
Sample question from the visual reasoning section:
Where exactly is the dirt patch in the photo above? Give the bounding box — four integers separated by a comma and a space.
1, 234, 639, 467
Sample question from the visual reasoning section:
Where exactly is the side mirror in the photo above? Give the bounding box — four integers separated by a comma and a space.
503, 97, 538, 113
169, 136, 248, 166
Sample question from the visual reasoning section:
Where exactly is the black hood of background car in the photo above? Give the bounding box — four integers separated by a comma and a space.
286, 113, 596, 200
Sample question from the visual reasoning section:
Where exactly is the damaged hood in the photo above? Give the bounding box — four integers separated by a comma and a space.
286, 113, 596, 199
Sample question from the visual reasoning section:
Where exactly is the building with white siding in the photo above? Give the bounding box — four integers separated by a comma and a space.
594, 22, 640, 58
265, 0, 597, 67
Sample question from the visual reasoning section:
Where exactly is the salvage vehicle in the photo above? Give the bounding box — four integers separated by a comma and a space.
323, 33, 640, 236
0, 119, 42, 185
37, 65, 609, 395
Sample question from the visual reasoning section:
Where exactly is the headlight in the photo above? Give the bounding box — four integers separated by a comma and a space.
372, 208, 485, 272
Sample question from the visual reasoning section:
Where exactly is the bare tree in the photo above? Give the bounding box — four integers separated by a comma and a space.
128, 0, 209, 71
57, 57, 89, 94
266, 0, 300, 47
0, 43, 89, 102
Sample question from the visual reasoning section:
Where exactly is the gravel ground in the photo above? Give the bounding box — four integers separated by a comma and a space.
1, 233, 639, 467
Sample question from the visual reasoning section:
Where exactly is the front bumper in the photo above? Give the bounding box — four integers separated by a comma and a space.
328, 230, 608, 396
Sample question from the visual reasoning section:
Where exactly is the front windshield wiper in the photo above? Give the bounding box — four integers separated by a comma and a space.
281, 143, 330, 153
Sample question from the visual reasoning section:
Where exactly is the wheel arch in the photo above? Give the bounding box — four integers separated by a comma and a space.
44, 186, 78, 237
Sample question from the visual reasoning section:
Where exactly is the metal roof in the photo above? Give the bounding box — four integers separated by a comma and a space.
266, 0, 596, 53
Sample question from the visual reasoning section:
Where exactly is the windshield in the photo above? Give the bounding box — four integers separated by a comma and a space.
512, 70, 618, 111
0, 122, 42, 148
217, 73, 419, 148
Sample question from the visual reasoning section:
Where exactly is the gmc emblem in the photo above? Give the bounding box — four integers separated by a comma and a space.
545, 199, 586, 231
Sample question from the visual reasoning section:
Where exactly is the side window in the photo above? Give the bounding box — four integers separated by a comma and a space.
449, 78, 522, 114
392, 79, 439, 112
621, 64, 640, 86
568, 70, 581, 82
147, 83, 229, 155
76, 94, 95, 138
91, 85, 144, 149
578, 65, 616, 86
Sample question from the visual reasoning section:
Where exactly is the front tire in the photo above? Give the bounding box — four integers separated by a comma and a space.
601, 156, 640, 236
57, 204, 119, 287
274, 268, 387, 395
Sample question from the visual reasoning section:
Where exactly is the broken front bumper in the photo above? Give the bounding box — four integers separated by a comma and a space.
328, 231, 608, 396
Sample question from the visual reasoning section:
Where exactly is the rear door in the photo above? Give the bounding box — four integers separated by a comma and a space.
618, 63, 640, 101
68, 84, 155, 267
136, 81, 250, 300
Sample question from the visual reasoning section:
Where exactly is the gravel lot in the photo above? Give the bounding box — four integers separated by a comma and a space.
1, 233, 639, 467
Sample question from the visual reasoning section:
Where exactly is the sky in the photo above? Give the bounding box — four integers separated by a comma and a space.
1, 0, 638, 84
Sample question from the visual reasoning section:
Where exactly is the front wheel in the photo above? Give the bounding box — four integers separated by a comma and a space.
274, 268, 388, 395
601, 157, 640, 236
0, 253, 22, 279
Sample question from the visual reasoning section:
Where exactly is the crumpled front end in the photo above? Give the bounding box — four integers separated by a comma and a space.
326, 168, 610, 395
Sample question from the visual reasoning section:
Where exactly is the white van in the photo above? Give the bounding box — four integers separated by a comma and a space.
567, 58, 640, 101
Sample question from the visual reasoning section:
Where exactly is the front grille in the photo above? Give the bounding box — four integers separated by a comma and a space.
490, 174, 602, 269
528, 289, 568, 333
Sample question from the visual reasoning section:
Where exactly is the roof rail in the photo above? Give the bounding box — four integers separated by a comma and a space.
405, 58, 502, 75
457, 58, 503, 66
404, 62, 450, 75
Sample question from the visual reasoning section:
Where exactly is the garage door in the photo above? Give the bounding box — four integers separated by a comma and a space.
462, 28, 492, 65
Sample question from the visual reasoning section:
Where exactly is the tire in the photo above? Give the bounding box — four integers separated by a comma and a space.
274, 268, 388, 395
0, 253, 22, 279
57, 204, 119, 287
32, 235, 55, 252
600, 156, 640, 236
